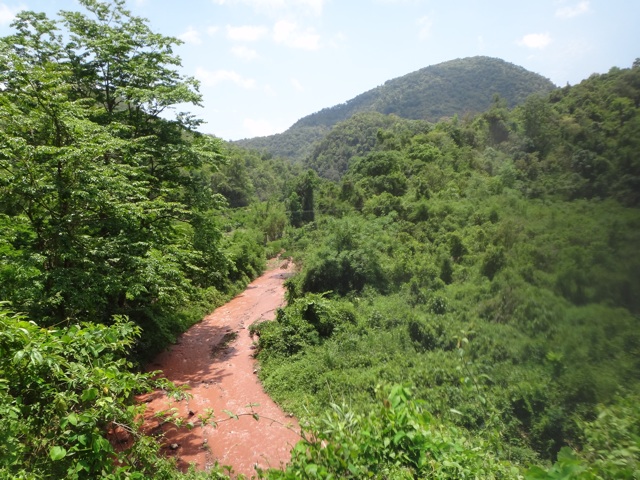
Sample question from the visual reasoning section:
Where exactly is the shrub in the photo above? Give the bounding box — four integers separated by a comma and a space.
253, 295, 356, 359
0, 306, 195, 479
301, 247, 386, 295
482, 246, 507, 280
265, 385, 521, 479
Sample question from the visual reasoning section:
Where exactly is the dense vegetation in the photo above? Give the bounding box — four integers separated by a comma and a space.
294, 57, 556, 128
305, 112, 430, 181
251, 63, 640, 478
0, 1, 280, 478
235, 56, 556, 163
0, 1, 638, 478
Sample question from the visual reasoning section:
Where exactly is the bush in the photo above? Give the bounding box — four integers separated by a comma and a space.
252, 295, 356, 359
0, 306, 192, 479
525, 394, 640, 479
265, 385, 521, 479
482, 246, 507, 280
224, 229, 266, 282
301, 247, 386, 295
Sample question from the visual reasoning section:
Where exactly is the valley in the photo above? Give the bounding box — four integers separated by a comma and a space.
0, 1, 638, 478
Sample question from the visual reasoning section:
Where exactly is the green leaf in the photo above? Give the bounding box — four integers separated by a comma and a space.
29, 350, 43, 364
304, 463, 318, 476
524, 466, 552, 479
81, 387, 98, 402
92, 436, 112, 454
223, 409, 238, 420
393, 431, 406, 444
49, 446, 67, 461
67, 413, 79, 426
556, 446, 578, 462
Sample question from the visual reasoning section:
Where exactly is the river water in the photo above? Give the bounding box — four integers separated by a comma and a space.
138, 258, 300, 478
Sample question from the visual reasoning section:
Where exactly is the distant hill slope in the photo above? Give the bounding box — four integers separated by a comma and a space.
234, 56, 556, 160
306, 112, 430, 181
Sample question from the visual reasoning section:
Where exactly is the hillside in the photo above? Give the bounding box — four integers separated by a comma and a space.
252, 62, 640, 478
234, 56, 556, 161
305, 111, 431, 180
3, 0, 639, 476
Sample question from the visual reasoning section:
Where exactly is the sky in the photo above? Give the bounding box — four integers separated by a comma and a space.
0, 0, 638, 140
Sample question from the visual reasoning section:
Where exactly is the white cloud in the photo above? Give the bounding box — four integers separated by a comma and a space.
195, 68, 256, 89
207, 26, 220, 36
231, 45, 259, 60
178, 26, 202, 45
417, 16, 433, 40
518, 32, 552, 49
291, 78, 304, 92
273, 19, 320, 50
302, 0, 324, 13
226, 24, 269, 41
0, 3, 23, 25
243, 118, 285, 137
556, 1, 590, 18
213, 0, 325, 16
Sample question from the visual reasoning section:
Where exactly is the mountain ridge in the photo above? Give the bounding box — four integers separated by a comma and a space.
234, 56, 556, 160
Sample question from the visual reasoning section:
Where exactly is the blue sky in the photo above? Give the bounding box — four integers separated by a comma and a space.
1, 0, 638, 140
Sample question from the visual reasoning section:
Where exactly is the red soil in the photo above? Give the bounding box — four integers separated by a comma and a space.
138, 259, 300, 478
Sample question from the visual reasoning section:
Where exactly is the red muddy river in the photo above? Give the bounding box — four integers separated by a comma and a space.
138, 258, 300, 478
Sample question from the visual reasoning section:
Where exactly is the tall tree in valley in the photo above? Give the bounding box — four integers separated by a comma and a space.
0, 1, 227, 330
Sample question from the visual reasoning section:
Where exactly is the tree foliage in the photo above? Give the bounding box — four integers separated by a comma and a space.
267, 386, 521, 479
236, 56, 556, 164
1, 3, 639, 476
0, 305, 178, 478
0, 0, 239, 346
254, 60, 640, 477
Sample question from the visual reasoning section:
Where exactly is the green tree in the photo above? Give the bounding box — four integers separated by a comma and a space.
519, 94, 558, 156
0, 1, 226, 332
297, 170, 317, 224
287, 169, 317, 227
211, 155, 256, 207
287, 192, 303, 228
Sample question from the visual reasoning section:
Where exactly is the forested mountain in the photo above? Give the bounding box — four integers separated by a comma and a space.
235, 56, 556, 162
295, 56, 556, 127
1, 1, 639, 478
253, 62, 640, 478
305, 112, 431, 180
